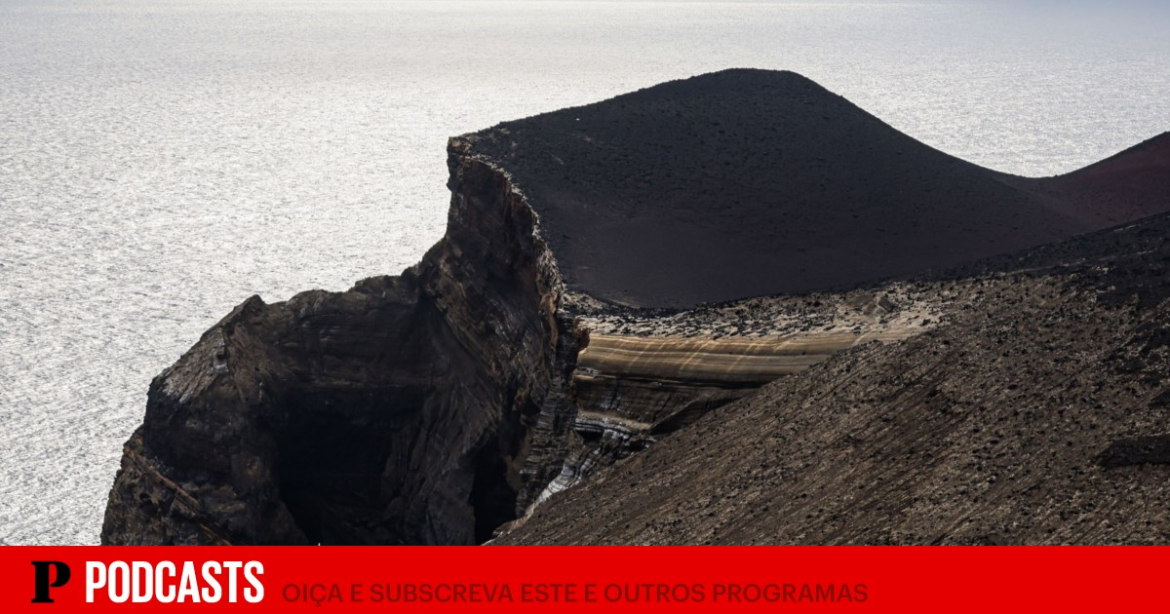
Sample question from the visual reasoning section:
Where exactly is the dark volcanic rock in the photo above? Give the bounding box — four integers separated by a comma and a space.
103, 155, 583, 545
460, 69, 1165, 308
103, 69, 1170, 545
1099, 436, 1170, 469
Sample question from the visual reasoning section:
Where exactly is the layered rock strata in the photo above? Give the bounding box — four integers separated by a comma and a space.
521, 289, 944, 510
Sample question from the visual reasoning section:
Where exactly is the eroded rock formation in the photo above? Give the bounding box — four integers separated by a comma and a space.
104, 151, 582, 545
103, 69, 1170, 545
516, 289, 945, 511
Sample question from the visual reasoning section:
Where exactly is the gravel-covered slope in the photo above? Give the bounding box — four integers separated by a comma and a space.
499, 213, 1170, 545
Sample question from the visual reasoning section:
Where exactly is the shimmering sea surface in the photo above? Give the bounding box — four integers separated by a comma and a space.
1, 0, 1168, 544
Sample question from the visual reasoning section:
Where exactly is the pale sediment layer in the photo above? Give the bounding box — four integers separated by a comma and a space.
494, 285, 946, 534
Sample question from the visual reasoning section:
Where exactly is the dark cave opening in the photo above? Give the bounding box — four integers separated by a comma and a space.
469, 438, 521, 544
277, 387, 419, 545
275, 385, 528, 545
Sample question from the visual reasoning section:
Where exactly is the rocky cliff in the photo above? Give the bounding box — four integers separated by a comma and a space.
103, 150, 582, 545
103, 69, 1170, 545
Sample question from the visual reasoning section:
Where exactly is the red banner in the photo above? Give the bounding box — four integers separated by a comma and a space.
1, 546, 1163, 612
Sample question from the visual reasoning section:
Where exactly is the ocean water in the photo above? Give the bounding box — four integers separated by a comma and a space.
1, 0, 1167, 545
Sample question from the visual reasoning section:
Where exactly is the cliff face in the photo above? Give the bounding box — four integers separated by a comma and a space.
517, 293, 940, 506
102, 146, 582, 545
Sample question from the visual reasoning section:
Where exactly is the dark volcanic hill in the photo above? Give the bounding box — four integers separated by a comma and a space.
498, 213, 1170, 545
459, 69, 1164, 308
1012, 131, 1170, 227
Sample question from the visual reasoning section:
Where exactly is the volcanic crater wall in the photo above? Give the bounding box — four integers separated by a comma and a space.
102, 69, 1170, 546
102, 143, 583, 545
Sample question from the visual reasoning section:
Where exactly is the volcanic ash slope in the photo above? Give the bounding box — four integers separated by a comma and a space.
499, 214, 1170, 545
461, 68, 1168, 308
